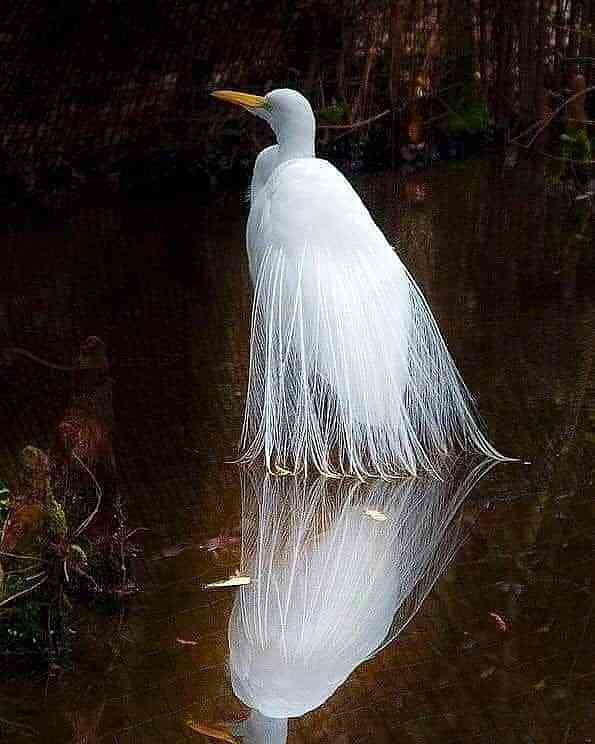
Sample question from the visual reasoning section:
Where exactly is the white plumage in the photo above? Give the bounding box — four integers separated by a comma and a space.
213, 88, 509, 478
225, 457, 495, 742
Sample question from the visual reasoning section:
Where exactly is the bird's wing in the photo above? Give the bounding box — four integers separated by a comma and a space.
260, 158, 393, 260
242, 157, 504, 477
246, 156, 412, 456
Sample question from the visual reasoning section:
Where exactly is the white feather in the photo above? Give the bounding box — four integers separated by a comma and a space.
242, 153, 508, 478
227, 457, 496, 740
215, 87, 510, 478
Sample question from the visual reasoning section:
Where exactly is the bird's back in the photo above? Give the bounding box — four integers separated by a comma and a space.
247, 158, 393, 279
245, 156, 412, 439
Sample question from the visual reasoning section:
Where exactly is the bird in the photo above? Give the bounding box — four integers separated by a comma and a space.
222, 458, 496, 741
212, 88, 510, 479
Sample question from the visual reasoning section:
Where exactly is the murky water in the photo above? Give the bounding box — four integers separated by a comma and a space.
0, 156, 593, 743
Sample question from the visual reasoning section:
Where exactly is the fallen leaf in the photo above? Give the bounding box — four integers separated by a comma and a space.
176, 638, 198, 646
204, 575, 251, 588
489, 612, 508, 632
160, 543, 193, 558
534, 679, 546, 691
364, 509, 388, 521
187, 719, 239, 743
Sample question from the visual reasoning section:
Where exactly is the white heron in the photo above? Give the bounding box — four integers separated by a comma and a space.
212, 88, 509, 479
222, 457, 496, 742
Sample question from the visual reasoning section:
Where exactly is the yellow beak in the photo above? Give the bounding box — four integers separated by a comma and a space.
211, 90, 266, 109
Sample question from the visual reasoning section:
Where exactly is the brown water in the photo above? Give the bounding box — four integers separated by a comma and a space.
0, 156, 593, 743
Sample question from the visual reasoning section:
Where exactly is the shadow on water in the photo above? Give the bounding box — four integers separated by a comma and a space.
0, 155, 593, 743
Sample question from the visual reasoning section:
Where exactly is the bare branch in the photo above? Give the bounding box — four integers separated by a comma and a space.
537, 150, 595, 164
511, 86, 595, 148
1, 347, 76, 371
72, 453, 102, 537
0, 551, 43, 561
319, 109, 390, 131
0, 574, 47, 608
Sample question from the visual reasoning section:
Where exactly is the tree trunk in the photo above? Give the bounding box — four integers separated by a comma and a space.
389, 1, 403, 166
534, 0, 550, 147
519, 0, 531, 124
350, 10, 384, 125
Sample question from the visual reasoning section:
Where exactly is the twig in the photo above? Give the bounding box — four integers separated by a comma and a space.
25, 570, 47, 582
537, 150, 595, 164
4, 565, 42, 576
0, 574, 47, 607
0, 550, 43, 561
72, 453, 102, 538
511, 86, 595, 148
318, 109, 390, 131
1, 348, 76, 371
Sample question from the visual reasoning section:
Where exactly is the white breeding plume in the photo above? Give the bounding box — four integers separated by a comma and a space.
224, 457, 496, 742
213, 88, 511, 478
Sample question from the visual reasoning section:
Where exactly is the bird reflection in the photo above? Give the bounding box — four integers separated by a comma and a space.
224, 457, 496, 743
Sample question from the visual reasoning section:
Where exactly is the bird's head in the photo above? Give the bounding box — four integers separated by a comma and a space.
212, 88, 315, 158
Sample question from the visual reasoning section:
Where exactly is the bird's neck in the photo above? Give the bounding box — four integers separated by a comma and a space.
274, 120, 315, 163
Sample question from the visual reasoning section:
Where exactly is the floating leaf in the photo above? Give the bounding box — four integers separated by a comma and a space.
364, 509, 388, 522
489, 612, 508, 632
160, 543, 193, 558
204, 575, 251, 588
187, 719, 239, 743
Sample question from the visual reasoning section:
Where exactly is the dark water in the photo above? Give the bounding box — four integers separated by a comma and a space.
0, 156, 593, 743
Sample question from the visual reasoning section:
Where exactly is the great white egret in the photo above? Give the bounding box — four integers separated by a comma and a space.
212, 88, 508, 479
223, 457, 495, 742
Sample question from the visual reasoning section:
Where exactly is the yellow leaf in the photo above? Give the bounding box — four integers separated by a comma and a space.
364, 509, 388, 522
204, 575, 251, 588
187, 719, 239, 743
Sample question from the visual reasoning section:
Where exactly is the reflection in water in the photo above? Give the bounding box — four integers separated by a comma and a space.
227, 458, 496, 742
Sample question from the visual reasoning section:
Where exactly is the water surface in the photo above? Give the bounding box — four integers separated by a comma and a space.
0, 156, 593, 743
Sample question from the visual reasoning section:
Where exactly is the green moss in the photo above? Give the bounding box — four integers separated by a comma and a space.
444, 100, 490, 135
45, 500, 67, 539
560, 129, 592, 162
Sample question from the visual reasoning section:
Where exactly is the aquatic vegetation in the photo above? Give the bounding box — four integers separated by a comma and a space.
0, 443, 138, 658
560, 129, 593, 164
0, 338, 137, 659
